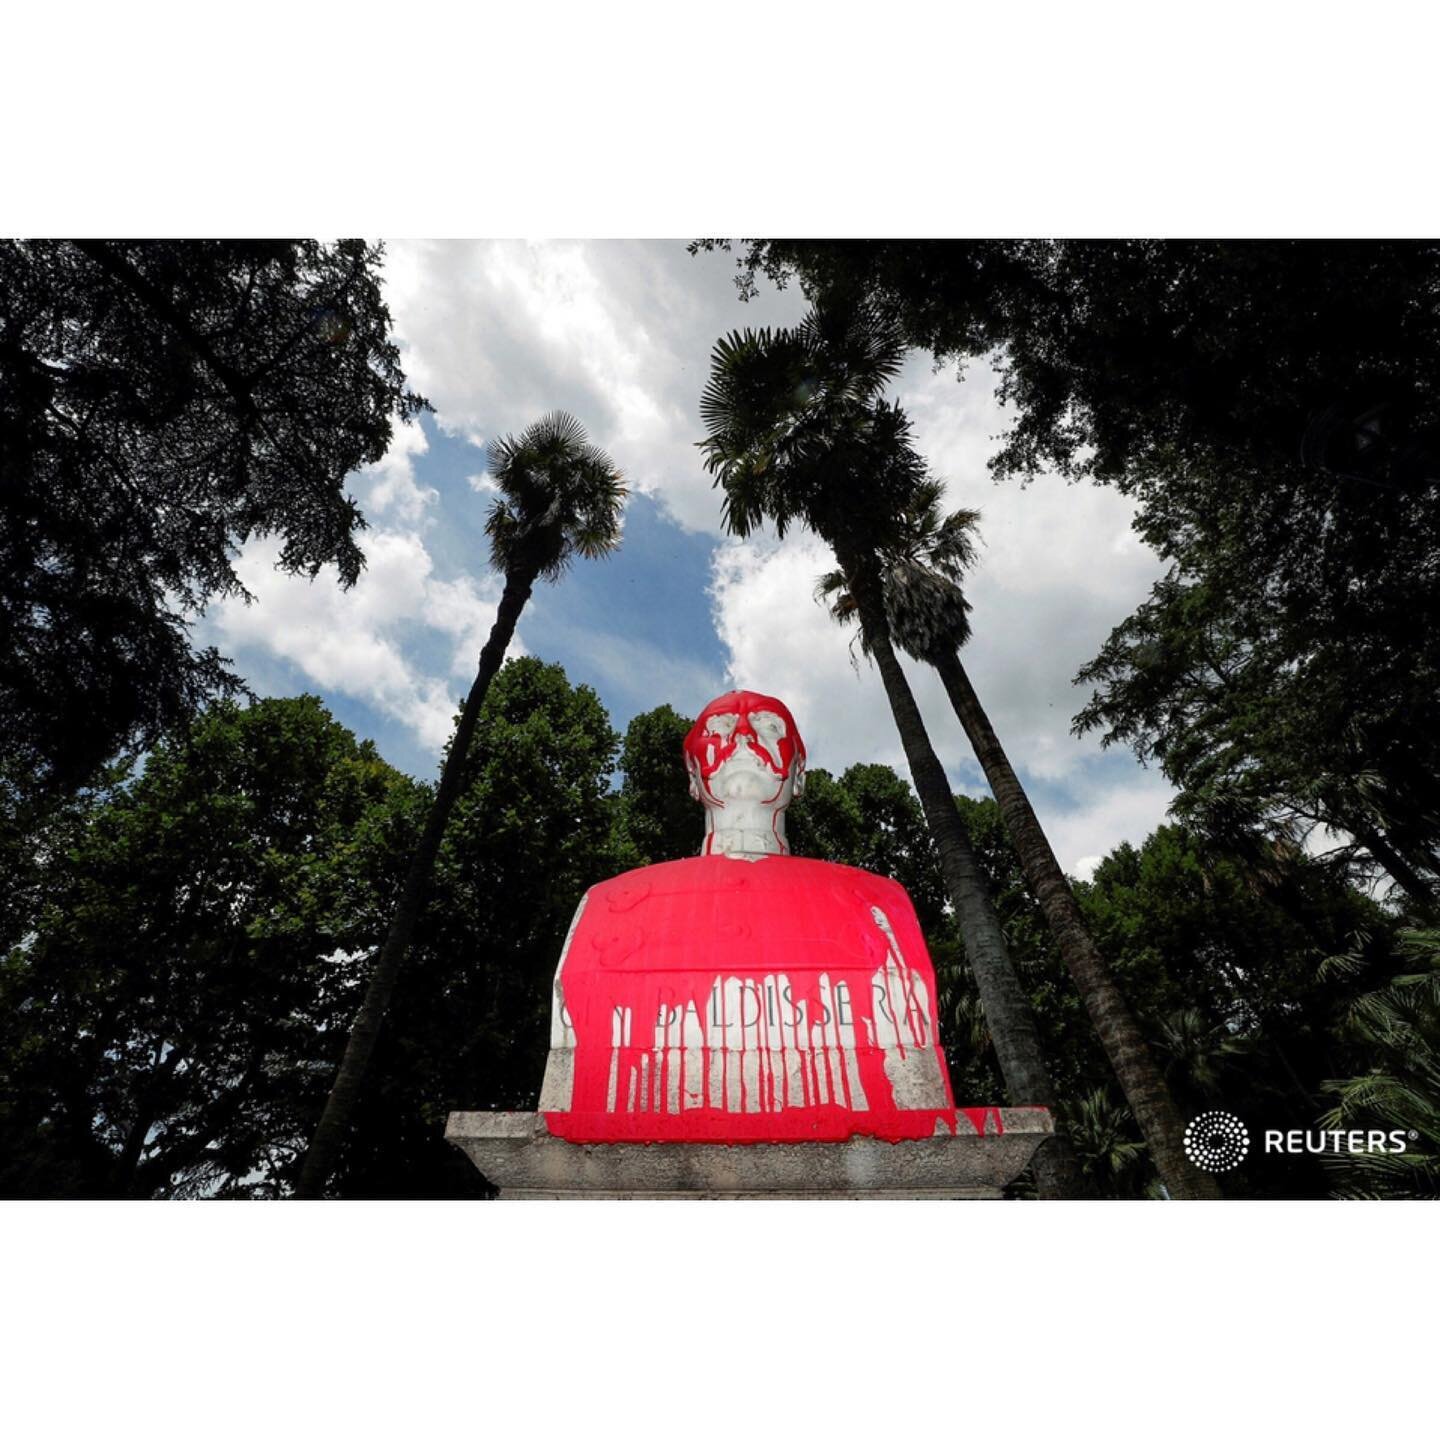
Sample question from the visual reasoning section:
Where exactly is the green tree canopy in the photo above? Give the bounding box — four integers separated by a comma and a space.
312, 657, 633, 1197
699, 241, 1440, 493
1319, 929, 1440, 1199
0, 239, 426, 799
0, 694, 427, 1197
1033, 819, 1394, 1197
0, 660, 634, 1199
1074, 568, 1440, 916
613, 703, 697, 865
3, 668, 1413, 1200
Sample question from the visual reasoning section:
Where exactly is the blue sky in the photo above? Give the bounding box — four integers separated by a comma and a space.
198, 240, 1176, 877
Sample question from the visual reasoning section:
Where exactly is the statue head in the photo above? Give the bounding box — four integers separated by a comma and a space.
683, 690, 806, 858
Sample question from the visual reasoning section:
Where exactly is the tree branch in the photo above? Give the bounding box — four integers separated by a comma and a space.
71, 241, 258, 417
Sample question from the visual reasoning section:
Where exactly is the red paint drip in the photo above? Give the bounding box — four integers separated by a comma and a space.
542, 856, 990, 1146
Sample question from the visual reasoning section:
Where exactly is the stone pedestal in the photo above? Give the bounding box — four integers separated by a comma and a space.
446, 1108, 1053, 1199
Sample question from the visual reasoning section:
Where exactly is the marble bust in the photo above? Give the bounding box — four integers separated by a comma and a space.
538, 690, 963, 1143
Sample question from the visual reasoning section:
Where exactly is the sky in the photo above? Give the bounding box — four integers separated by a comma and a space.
199, 240, 1176, 880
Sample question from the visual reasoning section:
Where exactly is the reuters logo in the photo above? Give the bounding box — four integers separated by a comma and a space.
1183, 1111, 1250, 1173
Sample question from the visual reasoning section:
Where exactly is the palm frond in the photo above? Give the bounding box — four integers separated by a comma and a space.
1318, 927, 1440, 1197
697, 297, 987, 672
482, 411, 626, 578
1058, 1087, 1155, 1197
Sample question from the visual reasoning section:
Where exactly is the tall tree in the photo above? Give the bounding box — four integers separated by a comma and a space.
328, 659, 633, 1198
1074, 571, 1440, 917
701, 239, 1440, 910
0, 239, 427, 800
698, 302, 1081, 1198
818, 481, 1220, 1196
0, 696, 427, 1198
297, 413, 626, 1197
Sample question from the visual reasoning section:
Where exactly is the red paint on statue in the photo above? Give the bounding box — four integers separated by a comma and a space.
682, 694, 800, 806
542, 854, 1003, 1144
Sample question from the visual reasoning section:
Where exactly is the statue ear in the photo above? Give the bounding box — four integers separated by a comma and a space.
791, 756, 806, 799
686, 756, 701, 801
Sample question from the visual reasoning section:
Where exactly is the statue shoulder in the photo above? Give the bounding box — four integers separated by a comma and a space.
581, 857, 706, 896
567, 858, 705, 914
781, 855, 913, 899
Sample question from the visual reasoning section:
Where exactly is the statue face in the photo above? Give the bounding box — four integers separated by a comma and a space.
684, 691, 806, 807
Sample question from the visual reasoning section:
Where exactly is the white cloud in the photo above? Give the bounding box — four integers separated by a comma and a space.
423, 573, 508, 680
349, 419, 437, 526
207, 425, 519, 753
380, 240, 809, 534
710, 532, 912, 776
1044, 773, 1178, 882
896, 354, 1169, 785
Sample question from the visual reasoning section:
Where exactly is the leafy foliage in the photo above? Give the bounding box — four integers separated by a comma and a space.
1319, 929, 1440, 1199
613, 704, 698, 865
0, 695, 428, 1197
484, 411, 628, 580
891, 794, 1411, 1197
1027, 246, 1440, 912
690, 239, 1029, 365
0, 240, 427, 798
331, 658, 630, 1197
0, 661, 631, 1199
0, 669, 1417, 1199
1074, 568, 1440, 914
1057, 1088, 1158, 1200
698, 241, 1440, 495
698, 302, 919, 554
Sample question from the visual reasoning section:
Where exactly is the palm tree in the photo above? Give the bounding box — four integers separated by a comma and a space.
700, 303, 1081, 1198
1059, 1089, 1160, 1200
1318, 929, 1440, 1199
819, 482, 1221, 1198
297, 412, 626, 1197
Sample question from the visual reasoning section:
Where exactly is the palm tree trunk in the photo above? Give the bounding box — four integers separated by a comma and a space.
837, 565, 1080, 1196
296, 567, 535, 1197
933, 648, 1220, 1200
